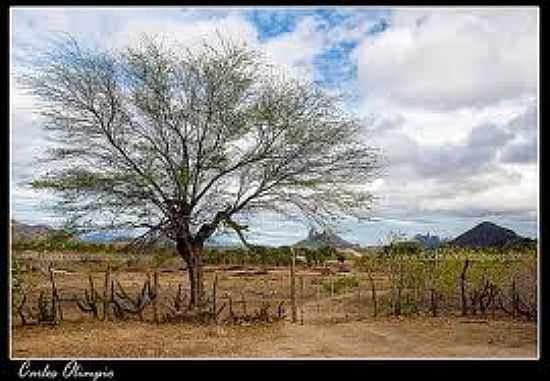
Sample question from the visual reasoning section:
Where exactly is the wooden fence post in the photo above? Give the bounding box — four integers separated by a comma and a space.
316, 285, 320, 313
367, 269, 377, 318
110, 279, 116, 318
48, 263, 61, 323
460, 259, 470, 316
290, 248, 297, 323
357, 281, 361, 319
512, 278, 517, 319
241, 291, 247, 316
103, 265, 111, 321
212, 272, 218, 319
329, 275, 334, 315
153, 270, 159, 324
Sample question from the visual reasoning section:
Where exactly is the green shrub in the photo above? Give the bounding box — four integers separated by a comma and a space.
322, 276, 359, 294
318, 246, 337, 261
399, 294, 418, 316
152, 248, 177, 268
383, 241, 423, 256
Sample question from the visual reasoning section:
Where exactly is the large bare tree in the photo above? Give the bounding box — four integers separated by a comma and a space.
24, 36, 380, 308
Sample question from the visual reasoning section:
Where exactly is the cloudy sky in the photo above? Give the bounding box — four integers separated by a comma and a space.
10, 7, 539, 245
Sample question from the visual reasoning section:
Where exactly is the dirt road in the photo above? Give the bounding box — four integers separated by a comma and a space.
242, 296, 537, 358
247, 318, 536, 358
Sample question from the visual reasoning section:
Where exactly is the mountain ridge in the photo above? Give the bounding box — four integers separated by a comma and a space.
10, 219, 71, 242
11, 219, 535, 249
451, 221, 533, 248
292, 228, 359, 249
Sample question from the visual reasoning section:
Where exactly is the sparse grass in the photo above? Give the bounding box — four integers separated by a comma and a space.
11, 314, 536, 358
12, 320, 285, 358
315, 275, 359, 294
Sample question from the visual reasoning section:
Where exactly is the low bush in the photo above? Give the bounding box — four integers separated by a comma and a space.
152, 248, 177, 268
322, 276, 359, 294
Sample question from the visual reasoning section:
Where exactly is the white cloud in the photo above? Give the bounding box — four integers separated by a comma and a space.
107, 10, 325, 82
10, 79, 53, 180
366, 103, 538, 220
108, 10, 259, 52
416, 164, 537, 215
260, 16, 326, 81
352, 9, 538, 224
371, 163, 536, 219
355, 8, 538, 110
363, 96, 532, 148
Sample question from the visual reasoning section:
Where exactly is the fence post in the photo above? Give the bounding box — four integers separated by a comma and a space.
153, 270, 159, 324
48, 263, 60, 323
512, 278, 517, 319
460, 259, 470, 316
103, 265, 111, 321
290, 248, 297, 323
316, 285, 320, 313
241, 291, 247, 316
212, 272, 218, 319
110, 279, 116, 319
357, 280, 361, 319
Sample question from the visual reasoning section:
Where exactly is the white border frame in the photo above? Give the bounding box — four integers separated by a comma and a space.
8, 4, 541, 361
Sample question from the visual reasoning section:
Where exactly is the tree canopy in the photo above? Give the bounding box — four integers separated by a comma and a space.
25, 35, 380, 248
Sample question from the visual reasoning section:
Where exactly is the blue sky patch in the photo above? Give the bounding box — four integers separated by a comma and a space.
313, 41, 358, 89
246, 9, 312, 41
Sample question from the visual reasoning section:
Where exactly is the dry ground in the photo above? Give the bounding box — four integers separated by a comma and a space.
11, 251, 538, 358
12, 315, 536, 358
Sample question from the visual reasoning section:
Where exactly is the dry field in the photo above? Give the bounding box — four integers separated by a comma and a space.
12, 316, 536, 358
11, 250, 538, 358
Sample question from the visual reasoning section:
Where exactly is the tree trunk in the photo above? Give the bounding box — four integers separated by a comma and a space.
177, 240, 205, 310
188, 254, 204, 309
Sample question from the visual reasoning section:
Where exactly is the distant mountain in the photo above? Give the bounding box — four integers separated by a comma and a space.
413, 233, 442, 249
451, 221, 533, 248
11, 219, 71, 243
80, 230, 135, 243
82, 230, 244, 248
293, 228, 358, 249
